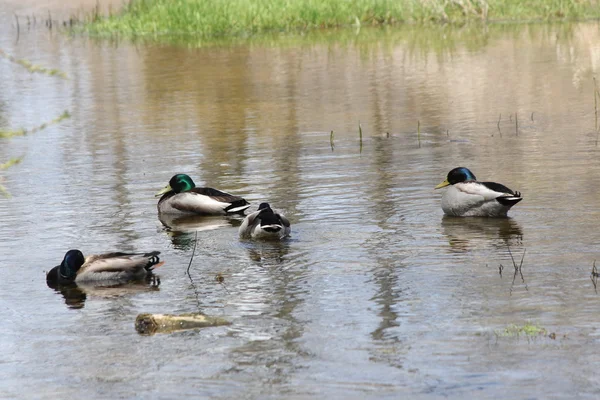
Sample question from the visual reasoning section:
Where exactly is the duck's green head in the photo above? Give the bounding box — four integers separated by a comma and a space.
59, 250, 85, 280
435, 167, 476, 189
155, 174, 196, 197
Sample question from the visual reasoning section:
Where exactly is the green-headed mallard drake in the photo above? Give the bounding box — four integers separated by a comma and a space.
46, 250, 163, 285
434, 167, 523, 217
156, 174, 250, 216
239, 203, 291, 239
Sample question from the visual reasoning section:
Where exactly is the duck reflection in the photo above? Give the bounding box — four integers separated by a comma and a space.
441, 216, 523, 253
47, 276, 160, 309
243, 240, 291, 267
158, 213, 241, 250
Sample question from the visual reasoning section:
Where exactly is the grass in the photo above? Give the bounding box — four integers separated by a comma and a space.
1, 111, 71, 196
0, 49, 67, 79
83, 0, 600, 40
0, 110, 71, 139
494, 322, 548, 337
0, 157, 23, 197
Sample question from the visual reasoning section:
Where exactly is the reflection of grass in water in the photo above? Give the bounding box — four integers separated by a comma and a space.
0, 110, 71, 138
83, 21, 582, 57
0, 49, 67, 79
0, 157, 23, 198
83, 0, 600, 40
495, 322, 548, 337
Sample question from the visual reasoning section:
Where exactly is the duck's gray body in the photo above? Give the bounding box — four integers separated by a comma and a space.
47, 250, 162, 285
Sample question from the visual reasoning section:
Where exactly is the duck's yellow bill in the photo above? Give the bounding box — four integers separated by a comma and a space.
434, 179, 450, 189
155, 185, 172, 197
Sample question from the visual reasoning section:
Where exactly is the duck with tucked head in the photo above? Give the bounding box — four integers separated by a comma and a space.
434, 167, 523, 217
46, 250, 163, 285
156, 174, 250, 216
239, 203, 291, 240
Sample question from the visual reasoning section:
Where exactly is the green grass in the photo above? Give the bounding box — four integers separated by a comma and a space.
0, 110, 71, 139
0, 49, 67, 79
495, 322, 548, 337
84, 0, 600, 39
0, 157, 22, 198
1, 111, 70, 196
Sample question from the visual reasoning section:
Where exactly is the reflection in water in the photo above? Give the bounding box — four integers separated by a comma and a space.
497, 244, 529, 295
227, 239, 305, 388
440, 216, 523, 253
243, 240, 291, 268
46, 277, 160, 309
159, 213, 241, 250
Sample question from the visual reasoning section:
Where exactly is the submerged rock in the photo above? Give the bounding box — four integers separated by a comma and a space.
135, 313, 230, 335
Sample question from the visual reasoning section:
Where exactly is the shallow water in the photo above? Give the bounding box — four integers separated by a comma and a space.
1, 4, 600, 398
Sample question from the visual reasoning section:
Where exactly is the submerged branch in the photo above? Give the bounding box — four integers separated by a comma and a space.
0, 110, 71, 138
0, 49, 67, 78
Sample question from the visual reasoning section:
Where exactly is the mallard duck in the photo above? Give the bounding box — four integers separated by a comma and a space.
46, 250, 163, 285
239, 203, 291, 239
434, 167, 523, 217
156, 174, 250, 215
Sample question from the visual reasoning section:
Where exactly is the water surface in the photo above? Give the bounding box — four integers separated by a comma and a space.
1, 6, 600, 398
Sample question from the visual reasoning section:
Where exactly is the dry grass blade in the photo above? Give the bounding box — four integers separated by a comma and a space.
594, 77, 599, 145
358, 122, 363, 154
592, 264, 598, 293
330, 130, 334, 151
497, 113, 502, 137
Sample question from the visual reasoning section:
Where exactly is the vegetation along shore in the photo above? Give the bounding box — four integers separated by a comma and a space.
84, 0, 600, 39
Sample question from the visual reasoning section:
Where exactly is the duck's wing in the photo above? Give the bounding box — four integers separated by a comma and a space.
170, 188, 250, 214
82, 252, 162, 274
276, 213, 291, 228
480, 181, 523, 204
239, 209, 262, 237
464, 181, 522, 208
458, 182, 509, 199
479, 181, 517, 195
276, 213, 291, 236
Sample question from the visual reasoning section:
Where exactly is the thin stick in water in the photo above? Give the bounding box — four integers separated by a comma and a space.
358, 122, 363, 153
186, 231, 198, 275
594, 77, 598, 135
14, 14, 19, 42
330, 130, 334, 151
497, 113, 502, 137
417, 120, 421, 148
515, 112, 518, 136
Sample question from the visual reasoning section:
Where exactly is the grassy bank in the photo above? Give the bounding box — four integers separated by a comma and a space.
84, 0, 600, 38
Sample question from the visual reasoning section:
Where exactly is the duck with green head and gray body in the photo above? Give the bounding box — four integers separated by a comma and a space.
434, 167, 523, 217
156, 174, 250, 216
46, 250, 162, 285
239, 203, 291, 239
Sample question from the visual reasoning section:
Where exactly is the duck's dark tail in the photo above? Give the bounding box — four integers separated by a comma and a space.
144, 251, 163, 271
496, 196, 523, 208
225, 199, 251, 214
